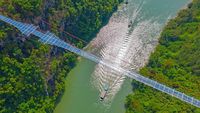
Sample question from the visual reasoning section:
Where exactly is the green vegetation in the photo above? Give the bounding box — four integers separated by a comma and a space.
0, 0, 122, 112
125, 0, 200, 112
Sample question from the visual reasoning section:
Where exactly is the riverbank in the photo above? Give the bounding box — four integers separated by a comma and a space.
53, 0, 124, 107
125, 0, 200, 112
54, 0, 190, 113
0, 0, 123, 112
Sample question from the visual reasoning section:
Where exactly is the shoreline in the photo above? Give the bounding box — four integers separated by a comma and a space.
54, 1, 124, 109
126, 0, 200, 112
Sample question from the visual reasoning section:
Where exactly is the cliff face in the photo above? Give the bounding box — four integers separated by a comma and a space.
0, 0, 122, 112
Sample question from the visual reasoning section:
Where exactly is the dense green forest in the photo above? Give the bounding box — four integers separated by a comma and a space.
125, 0, 200, 113
0, 0, 122, 112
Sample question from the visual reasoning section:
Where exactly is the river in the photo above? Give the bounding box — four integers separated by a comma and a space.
54, 0, 190, 113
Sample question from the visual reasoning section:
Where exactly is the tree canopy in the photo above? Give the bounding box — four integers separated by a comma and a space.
125, 0, 200, 113
0, 0, 122, 112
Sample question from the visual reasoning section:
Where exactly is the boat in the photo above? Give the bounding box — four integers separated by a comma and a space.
125, 0, 128, 4
100, 84, 109, 101
128, 21, 132, 28
100, 90, 107, 101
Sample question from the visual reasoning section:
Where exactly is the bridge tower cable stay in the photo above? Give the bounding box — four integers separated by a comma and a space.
0, 15, 200, 108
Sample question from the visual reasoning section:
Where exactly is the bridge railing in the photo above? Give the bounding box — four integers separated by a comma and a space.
0, 14, 200, 108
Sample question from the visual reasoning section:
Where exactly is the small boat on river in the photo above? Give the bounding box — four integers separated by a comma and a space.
100, 84, 109, 101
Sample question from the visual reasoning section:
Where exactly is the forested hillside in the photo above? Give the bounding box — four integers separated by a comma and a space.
0, 0, 122, 112
125, 0, 200, 112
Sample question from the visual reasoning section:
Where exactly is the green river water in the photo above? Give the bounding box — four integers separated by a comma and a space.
54, 0, 190, 113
